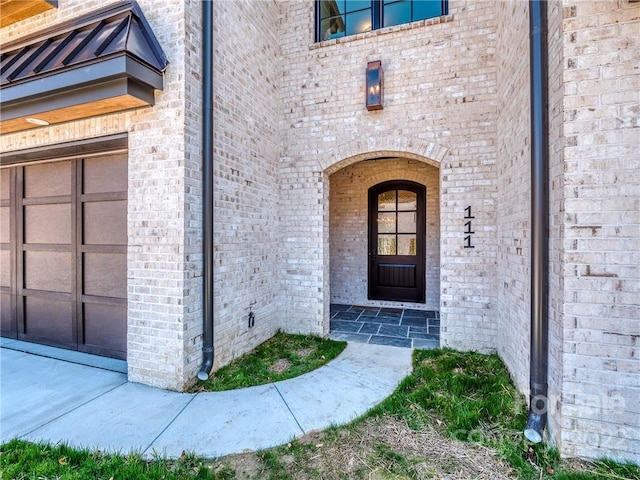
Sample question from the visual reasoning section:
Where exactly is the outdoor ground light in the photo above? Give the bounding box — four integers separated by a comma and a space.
366, 60, 383, 111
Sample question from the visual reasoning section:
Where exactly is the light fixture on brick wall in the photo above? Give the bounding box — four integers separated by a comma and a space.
366, 60, 384, 111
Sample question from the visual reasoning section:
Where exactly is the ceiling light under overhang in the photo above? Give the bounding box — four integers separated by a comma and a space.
26, 117, 50, 126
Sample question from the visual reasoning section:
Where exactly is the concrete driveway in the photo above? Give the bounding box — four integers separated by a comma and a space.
0, 339, 412, 458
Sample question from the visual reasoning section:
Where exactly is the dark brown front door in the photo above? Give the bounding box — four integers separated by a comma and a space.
0, 154, 127, 359
368, 181, 426, 303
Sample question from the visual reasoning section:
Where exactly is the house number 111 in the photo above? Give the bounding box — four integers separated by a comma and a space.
464, 206, 475, 249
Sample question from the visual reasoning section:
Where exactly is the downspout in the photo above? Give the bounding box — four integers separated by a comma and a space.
524, 0, 549, 443
198, 0, 215, 380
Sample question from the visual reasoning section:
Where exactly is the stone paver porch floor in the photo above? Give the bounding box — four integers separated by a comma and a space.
329, 304, 440, 349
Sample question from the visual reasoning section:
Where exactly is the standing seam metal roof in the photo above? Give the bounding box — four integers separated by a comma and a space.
0, 0, 168, 88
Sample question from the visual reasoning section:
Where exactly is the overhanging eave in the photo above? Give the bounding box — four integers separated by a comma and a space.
1, 76, 155, 122
1, 55, 163, 118
0, 1, 168, 134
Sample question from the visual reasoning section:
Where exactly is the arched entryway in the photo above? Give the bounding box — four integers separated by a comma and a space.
327, 156, 440, 311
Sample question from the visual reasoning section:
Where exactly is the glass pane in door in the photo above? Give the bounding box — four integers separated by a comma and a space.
377, 212, 396, 233
378, 235, 396, 255
398, 234, 417, 255
397, 190, 416, 210
378, 191, 396, 211
397, 212, 416, 233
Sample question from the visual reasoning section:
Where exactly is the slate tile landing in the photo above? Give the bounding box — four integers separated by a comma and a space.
329, 304, 440, 350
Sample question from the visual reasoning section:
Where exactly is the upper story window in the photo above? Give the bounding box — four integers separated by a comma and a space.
316, 0, 448, 42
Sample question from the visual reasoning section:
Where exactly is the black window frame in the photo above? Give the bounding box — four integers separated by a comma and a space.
315, 0, 448, 42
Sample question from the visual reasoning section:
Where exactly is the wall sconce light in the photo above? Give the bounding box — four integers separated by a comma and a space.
366, 60, 384, 111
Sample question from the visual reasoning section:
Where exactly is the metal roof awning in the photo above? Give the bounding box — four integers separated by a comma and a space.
0, 0, 168, 134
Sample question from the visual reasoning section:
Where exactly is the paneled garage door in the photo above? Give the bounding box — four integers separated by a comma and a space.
0, 154, 127, 360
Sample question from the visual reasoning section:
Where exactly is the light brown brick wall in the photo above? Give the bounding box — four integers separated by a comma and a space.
559, 0, 639, 463
279, 0, 499, 350
495, 0, 532, 400
210, 0, 283, 368
495, 0, 639, 462
547, 0, 566, 457
1, 0, 286, 389
182, 0, 207, 387
495, 0, 568, 451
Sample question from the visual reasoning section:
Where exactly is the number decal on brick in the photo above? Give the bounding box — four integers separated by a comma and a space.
464, 206, 475, 248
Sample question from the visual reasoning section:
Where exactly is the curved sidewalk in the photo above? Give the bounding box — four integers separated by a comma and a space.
0, 342, 412, 458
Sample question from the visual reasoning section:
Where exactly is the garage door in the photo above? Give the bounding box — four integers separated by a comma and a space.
0, 154, 127, 360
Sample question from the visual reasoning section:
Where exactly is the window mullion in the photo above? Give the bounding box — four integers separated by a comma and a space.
372, 0, 381, 31
395, 190, 399, 249
315, 0, 322, 42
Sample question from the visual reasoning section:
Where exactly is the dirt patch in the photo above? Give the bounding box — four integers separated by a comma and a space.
296, 348, 313, 359
268, 359, 292, 375
299, 416, 516, 480
213, 415, 518, 480
211, 452, 262, 479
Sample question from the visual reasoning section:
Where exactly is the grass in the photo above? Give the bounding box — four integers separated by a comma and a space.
238, 348, 640, 480
189, 331, 347, 392
0, 440, 226, 479
2, 347, 638, 479
365, 349, 640, 480
368, 348, 526, 434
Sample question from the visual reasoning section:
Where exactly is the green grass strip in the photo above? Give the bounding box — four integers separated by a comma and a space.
190, 331, 346, 392
366, 348, 640, 480
0, 439, 222, 479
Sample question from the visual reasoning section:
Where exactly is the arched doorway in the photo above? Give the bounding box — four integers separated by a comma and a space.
328, 156, 440, 311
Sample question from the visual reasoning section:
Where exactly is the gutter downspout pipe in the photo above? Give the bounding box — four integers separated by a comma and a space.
198, 0, 215, 380
525, 0, 549, 443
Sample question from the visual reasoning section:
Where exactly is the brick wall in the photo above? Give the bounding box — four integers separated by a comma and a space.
329, 158, 440, 310
494, 0, 567, 449
0, 0, 285, 389
559, 0, 639, 463
495, 0, 532, 399
182, 0, 207, 387
279, 0, 499, 350
0, 0, 202, 391
210, 0, 283, 367
495, 0, 640, 462
494, 0, 568, 451
547, 0, 566, 455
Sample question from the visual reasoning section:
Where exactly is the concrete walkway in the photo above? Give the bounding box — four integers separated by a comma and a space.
0, 340, 412, 459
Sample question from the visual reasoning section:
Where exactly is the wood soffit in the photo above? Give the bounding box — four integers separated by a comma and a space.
0, 0, 57, 29
0, 0, 168, 135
